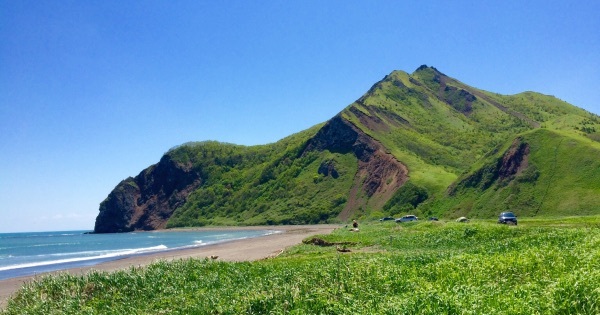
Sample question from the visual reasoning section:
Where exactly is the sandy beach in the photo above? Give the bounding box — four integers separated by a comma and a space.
0, 224, 339, 309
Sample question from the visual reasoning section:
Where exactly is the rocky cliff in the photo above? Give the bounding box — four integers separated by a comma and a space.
302, 115, 409, 220
94, 155, 202, 233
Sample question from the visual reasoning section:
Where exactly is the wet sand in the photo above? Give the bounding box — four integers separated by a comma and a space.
0, 224, 339, 309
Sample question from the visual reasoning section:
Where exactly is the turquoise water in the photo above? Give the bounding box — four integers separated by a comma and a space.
0, 229, 277, 280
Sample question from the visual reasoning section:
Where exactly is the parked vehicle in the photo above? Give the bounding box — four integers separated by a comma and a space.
379, 217, 395, 222
396, 215, 418, 223
428, 217, 439, 221
498, 212, 518, 225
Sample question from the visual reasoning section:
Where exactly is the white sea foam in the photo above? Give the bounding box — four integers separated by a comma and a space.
0, 245, 168, 272
30, 242, 76, 248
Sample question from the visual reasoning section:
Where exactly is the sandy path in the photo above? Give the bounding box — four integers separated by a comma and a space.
0, 224, 339, 309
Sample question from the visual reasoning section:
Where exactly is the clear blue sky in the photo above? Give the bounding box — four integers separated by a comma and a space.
1, 1, 599, 232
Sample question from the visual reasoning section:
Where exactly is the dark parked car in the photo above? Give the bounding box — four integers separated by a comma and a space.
498, 212, 518, 225
396, 215, 418, 223
379, 217, 395, 222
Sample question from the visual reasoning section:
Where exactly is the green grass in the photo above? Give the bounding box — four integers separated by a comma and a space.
4, 217, 599, 314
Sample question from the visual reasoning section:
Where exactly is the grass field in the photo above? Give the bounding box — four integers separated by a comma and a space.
3, 216, 599, 314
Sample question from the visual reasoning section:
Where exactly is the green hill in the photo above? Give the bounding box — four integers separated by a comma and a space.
166, 127, 360, 227
429, 128, 600, 219
93, 66, 600, 232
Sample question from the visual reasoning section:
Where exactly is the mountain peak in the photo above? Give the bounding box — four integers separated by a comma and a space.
413, 64, 444, 76
415, 64, 431, 72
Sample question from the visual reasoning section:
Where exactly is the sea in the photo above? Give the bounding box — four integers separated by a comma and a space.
0, 229, 278, 280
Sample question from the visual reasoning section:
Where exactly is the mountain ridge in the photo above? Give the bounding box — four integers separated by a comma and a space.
93, 65, 600, 233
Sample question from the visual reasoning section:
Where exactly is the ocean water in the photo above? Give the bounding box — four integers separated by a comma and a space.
0, 229, 278, 280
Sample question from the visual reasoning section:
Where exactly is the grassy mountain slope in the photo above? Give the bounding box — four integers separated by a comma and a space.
342, 68, 529, 192
428, 129, 600, 219
93, 65, 600, 232
339, 66, 599, 218
166, 112, 409, 227
343, 67, 598, 188
166, 126, 359, 226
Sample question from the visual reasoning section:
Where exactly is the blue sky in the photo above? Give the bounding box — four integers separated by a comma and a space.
1, 1, 599, 232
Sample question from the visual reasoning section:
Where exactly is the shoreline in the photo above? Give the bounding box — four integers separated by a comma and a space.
0, 224, 339, 309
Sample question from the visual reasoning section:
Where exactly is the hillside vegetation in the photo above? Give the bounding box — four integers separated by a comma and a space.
429, 129, 600, 219
6, 217, 600, 314
93, 66, 600, 232
166, 128, 358, 227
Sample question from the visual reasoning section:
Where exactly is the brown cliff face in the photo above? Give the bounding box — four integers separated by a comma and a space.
303, 115, 409, 220
93, 155, 202, 233
448, 137, 530, 195
93, 178, 139, 233
497, 138, 530, 180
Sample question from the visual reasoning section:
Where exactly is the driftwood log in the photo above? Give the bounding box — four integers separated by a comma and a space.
303, 237, 356, 247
